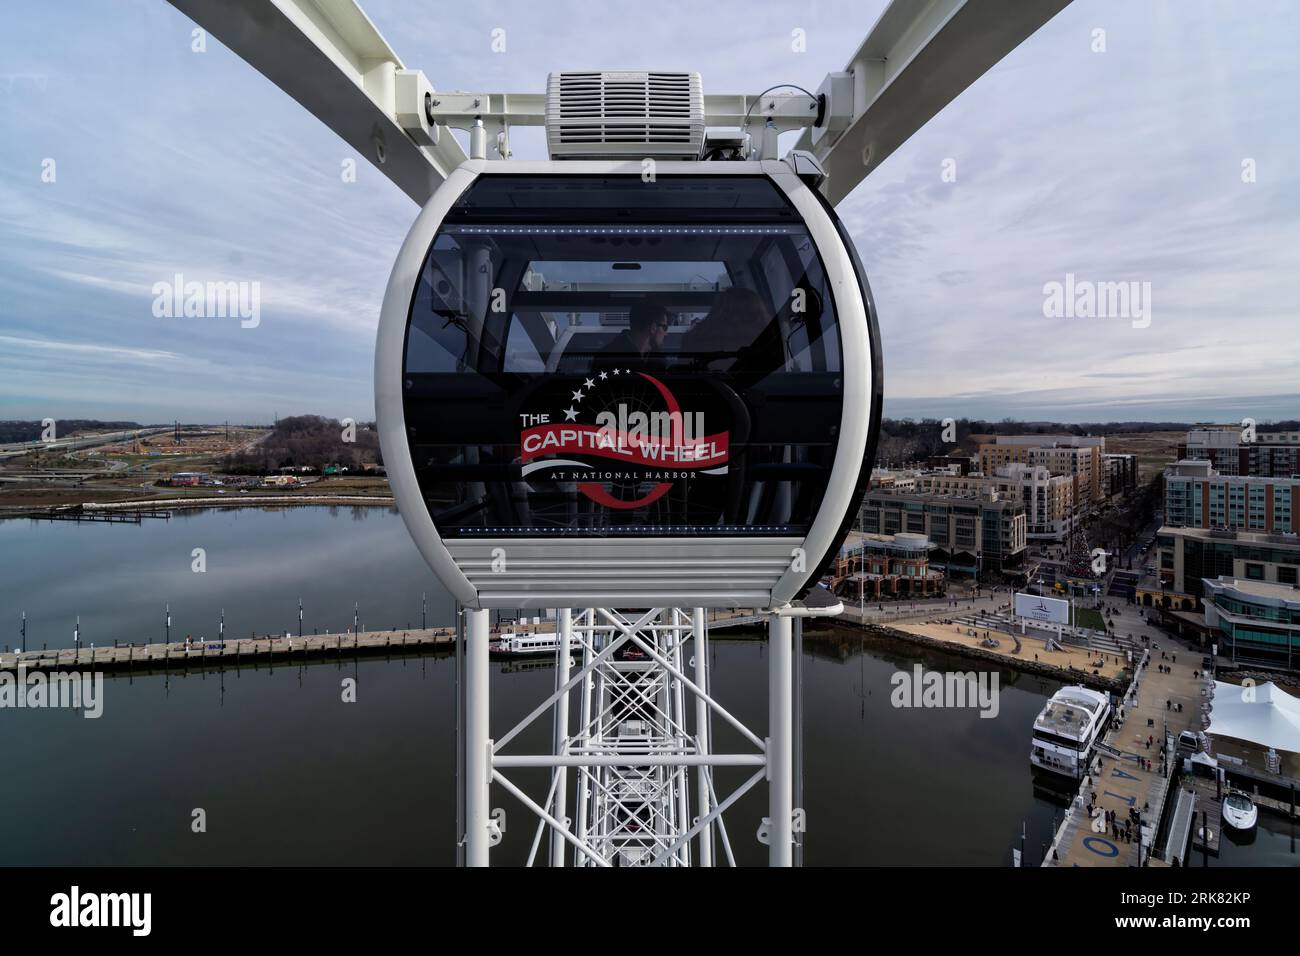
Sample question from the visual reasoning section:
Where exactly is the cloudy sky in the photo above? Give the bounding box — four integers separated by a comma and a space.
1, 0, 1297, 425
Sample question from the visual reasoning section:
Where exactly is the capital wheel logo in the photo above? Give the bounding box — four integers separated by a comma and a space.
519, 370, 730, 509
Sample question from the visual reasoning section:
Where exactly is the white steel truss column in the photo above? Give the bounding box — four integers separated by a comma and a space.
549, 607, 572, 868
465, 607, 491, 866
471, 606, 795, 867
768, 613, 794, 867
579, 608, 691, 866
692, 606, 714, 867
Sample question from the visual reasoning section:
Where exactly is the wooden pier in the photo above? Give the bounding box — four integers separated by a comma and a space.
0, 608, 767, 674
0, 626, 457, 673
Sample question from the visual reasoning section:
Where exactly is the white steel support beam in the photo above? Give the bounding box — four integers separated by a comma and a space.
800, 0, 1074, 204
491, 608, 651, 754
492, 770, 612, 868
616, 618, 766, 752
653, 768, 767, 867
692, 607, 713, 867
494, 754, 764, 768
465, 608, 491, 866
166, 0, 467, 205
768, 613, 794, 867
549, 608, 572, 868
423, 91, 818, 134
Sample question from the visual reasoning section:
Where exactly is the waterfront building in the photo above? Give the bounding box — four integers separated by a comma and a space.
1147, 526, 1300, 610
859, 487, 1026, 576
1202, 575, 1300, 669
831, 531, 944, 601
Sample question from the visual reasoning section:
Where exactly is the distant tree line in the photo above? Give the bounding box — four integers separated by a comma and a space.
220, 415, 381, 475
0, 420, 144, 443
873, 417, 1300, 467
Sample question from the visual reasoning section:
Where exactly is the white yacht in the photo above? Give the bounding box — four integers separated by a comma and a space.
1030, 686, 1113, 779
1222, 790, 1258, 832
492, 621, 583, 658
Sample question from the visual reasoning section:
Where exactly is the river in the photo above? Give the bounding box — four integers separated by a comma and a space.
0, 506, 1075, 865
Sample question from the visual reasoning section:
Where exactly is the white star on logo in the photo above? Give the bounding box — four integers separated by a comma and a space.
571, 389, 585, 402
612, 369, 620, 375
624, 369, 632, 375
563, 406, 578, 421
584, 378, 595, 389
599, 371, 608, 380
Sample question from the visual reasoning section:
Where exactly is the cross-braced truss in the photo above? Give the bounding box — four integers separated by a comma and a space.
474, 606, 779, 867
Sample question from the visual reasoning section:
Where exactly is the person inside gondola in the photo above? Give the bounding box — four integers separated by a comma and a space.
680, 286, 787, 384
592, 300, 670, 375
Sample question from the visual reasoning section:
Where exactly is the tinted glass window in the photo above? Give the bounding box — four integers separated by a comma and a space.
403, 175, 846, 538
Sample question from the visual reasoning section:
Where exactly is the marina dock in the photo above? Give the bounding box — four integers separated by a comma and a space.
0, 608, 766, 673
0, 626, 457, 672
1044, 637, 1207, 867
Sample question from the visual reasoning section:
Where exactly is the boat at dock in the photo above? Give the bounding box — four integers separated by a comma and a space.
490, 618, 583, 659
1221, 790, 1258, 832
1030, 685, 1112, 780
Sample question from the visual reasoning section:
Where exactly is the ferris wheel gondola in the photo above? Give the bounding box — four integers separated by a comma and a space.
375, 153, 882, 610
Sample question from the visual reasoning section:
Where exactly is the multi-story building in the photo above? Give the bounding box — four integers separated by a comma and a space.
1202, 576, 1300, 670
1179, 427, 1300, 478
860, 487, 1026, 576
978, 435, 1105, 508
924, 454, 975, 475
1163, 460, 1300, 534
831, 531, 945, 601
916, 463, 1074, 541
1103, 453, 1138, 497
1150, 526, 1300, 604
868, 468, 918, 492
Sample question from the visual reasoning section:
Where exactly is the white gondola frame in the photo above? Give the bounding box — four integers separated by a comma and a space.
375, 159, 876, 609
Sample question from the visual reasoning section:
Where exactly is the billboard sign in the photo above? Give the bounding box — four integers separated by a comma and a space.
1015, 592, 1070, 625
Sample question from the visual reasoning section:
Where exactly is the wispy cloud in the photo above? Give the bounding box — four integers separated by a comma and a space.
0, 0, 1296, 424
0, 333, 178, 363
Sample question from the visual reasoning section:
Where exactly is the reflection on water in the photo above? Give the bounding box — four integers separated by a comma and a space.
1, 508, 1075, 865
1213, 812, 1299, 867
0, 507, 453, 648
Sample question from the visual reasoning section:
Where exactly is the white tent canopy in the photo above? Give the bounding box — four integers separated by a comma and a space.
1208, 680, 1300, 754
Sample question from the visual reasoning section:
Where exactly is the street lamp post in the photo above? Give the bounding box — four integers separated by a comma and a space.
298, 597, 303, 638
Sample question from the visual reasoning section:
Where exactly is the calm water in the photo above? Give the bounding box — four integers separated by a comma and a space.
1212, 811, 1300, 867
1, 507, 1072, 865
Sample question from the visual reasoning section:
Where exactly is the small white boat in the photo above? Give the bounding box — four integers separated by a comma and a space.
1221, 790, 1258, 832
492, 627, 582, 658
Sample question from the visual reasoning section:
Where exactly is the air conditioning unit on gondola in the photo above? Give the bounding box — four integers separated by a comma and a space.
545, 71, 705, 159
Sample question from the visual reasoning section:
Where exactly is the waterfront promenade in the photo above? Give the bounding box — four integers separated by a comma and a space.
836, 591, 1132, 687
1044, 608, 1208, 867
